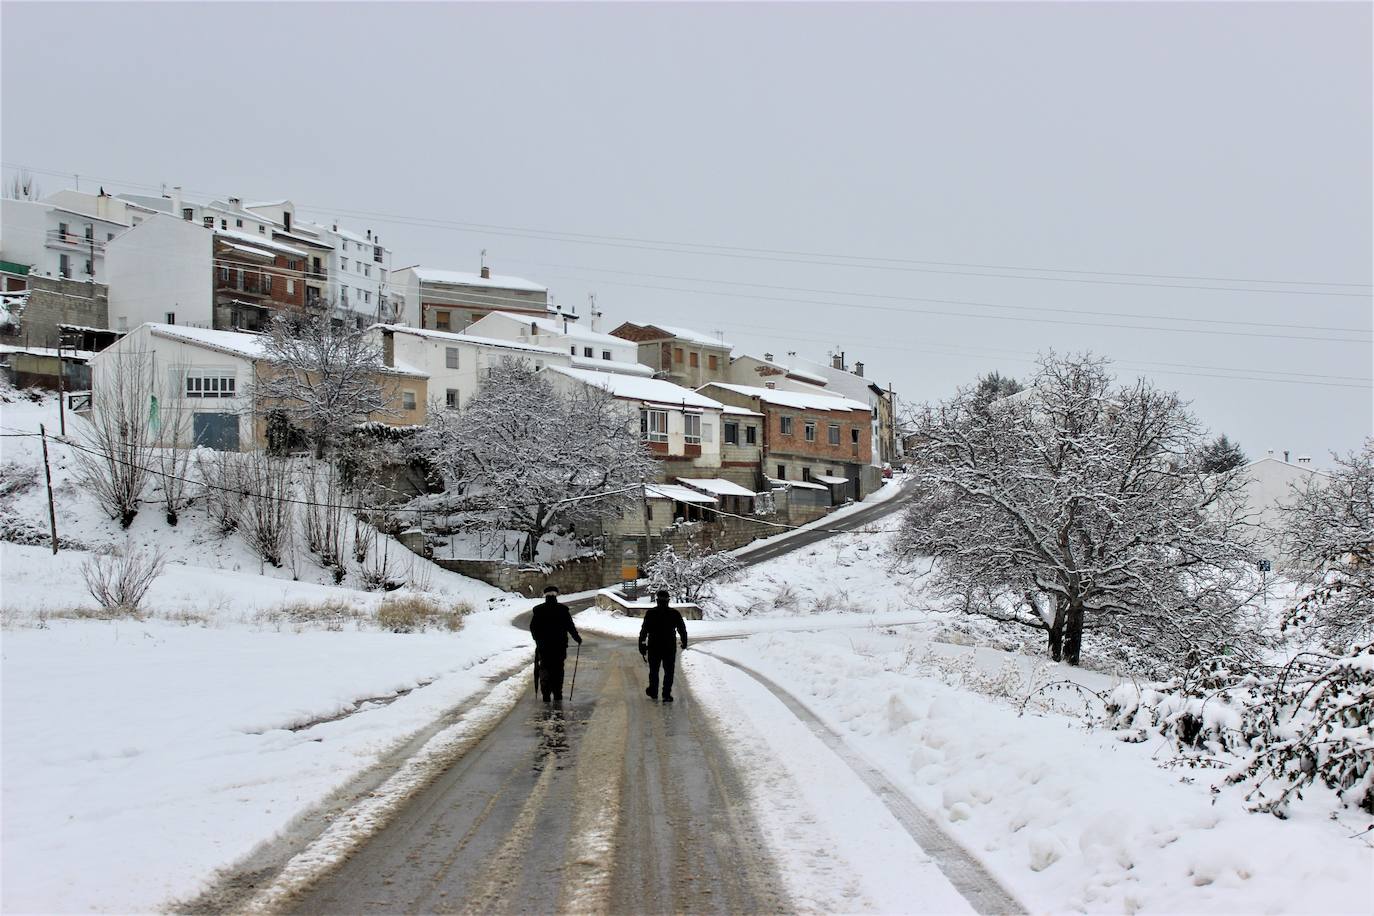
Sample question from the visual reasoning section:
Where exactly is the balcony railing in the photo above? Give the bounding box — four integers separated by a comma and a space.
46, 229, 105, 252
305, 267, 328, 280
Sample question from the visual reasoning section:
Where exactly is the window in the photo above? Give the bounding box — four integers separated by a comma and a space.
59, 221, 70, 239
602, 350, 612, 361
579, 346, 591, 358
641, 409, 669, 443
436, 310, 451, 330
84, 259, 93, 276
851, 427, 860, 444
829, 423, 841, 446
673, 347, 684, 364
283, 212, 291, 232
84, 224, 94, 240
107, 232, 114, 241
235, 218, 243, 228
356, 317, 365, 330
342, 240, 349, 252
445, 347, 459, 369
708, 354, 718, 371
446, 389, 459, 409
802, 467, 812, 482
58, 254, 70, 278
165, 312, 176, 325
340, 258, 349, 271
183, 208, 194, 221
724, 421, 739, 445
402, 390, 417, 410
184, 371, 236, 399
219, 266, 229, 282
689, 351, 699, 368
746, 425, 758, 445
776, 464, 786, 480
684, 413, 702, 444
221, 219, 227, 230
570, 345, 576, 355
363, 290, 371, 304
287, 279, 296, 296
804, 420, 816, 442
203, 216, 214, 228
780, 415, 793, 435
264, 275, 272, 294
364, 265, 370, 278
258, 225, 265, 235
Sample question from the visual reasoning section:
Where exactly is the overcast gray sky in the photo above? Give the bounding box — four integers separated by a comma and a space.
4, 1, 1369, 462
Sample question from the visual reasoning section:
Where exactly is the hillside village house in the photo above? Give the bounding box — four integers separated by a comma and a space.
0, 194, 131, 284
389, 265, 548, 332
370, 324, 571, 411
465, 311, 652, 377
610, 322, 732, 388
89, 323, 426, 451
1238, 454, 1328, 566
699, 381, 877, 502
726, 353, 830, 393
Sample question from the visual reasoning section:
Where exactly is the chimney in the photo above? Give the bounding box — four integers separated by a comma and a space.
1297, 455, 1312, 464
228, 197, 241, 207
480, 265, 491, 279
831, 351, 846, 371
366, 229, 372, 241
853, 361, 864, 378
172, 186, 184, 217
764, 352, 774, 362
1283, 450, 1290, 462
381, 329, 395, 367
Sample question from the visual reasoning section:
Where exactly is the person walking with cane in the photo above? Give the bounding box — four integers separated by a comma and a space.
530, 585, 582, 703
639, 589, 687, 702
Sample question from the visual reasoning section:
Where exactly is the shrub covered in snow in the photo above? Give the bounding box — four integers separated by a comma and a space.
645, 541, 741, 605
1104, 645, 1374, 815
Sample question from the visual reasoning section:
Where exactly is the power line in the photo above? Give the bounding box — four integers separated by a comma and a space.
5, 161, 1370, 296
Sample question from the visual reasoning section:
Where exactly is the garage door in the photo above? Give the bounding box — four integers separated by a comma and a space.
193, 413, 240, 451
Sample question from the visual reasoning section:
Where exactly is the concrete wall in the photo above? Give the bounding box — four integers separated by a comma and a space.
0, 274, 108, 349
106, 215, 213, 331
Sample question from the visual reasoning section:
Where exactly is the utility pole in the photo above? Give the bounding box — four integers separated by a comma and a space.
40, 424, 58, 554
56, 337, 66, 436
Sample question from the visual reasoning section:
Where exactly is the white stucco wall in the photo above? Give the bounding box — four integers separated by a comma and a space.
1239, 457, 1327, 564
106, 215, 213, 331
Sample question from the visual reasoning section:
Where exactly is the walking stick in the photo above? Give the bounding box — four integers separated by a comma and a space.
569, 642, 581, 701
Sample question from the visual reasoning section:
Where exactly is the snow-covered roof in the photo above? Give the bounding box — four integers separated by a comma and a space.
736, 353, 828, 386
702, 382, 869, 413
506, 313, 630, 347
244, 199, 290, 209
0, 343, 95, 362
274, 230, 332, 250
410, 267, 546, 293
721, 405, 764, 417
766, 476, 829, 491
547, 366, 724, 410
570, 355, 653, 376
377, 324, 564, 357
814, 475, 849, 485
223, 243, 276, 260
645, 483, 718, 504
653, 324, 732, 349
214, 228, 307, 258
677, 477, 756, 498
143, 324, 426, 377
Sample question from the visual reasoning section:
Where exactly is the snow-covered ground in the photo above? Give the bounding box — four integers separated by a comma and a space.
605, 524, 1374, 915
0, 393, 540, 912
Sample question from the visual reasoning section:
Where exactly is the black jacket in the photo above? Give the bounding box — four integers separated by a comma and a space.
639, 603, 688, 654
530, 599, 581, 655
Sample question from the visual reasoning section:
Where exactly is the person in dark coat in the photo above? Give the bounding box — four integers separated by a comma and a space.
530, 585, 581, 702
639, 589, 688, 702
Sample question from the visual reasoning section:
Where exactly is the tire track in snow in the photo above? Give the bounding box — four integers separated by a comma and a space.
697, 648, 1026, 916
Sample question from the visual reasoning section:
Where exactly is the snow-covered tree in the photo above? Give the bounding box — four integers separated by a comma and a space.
646, 541, 742, 604
253, 315, 391, 459
1198, 433, 1248, 474
420, 359, 656, 562
1279, 440, 1374, 649
897, 352, 1261, 671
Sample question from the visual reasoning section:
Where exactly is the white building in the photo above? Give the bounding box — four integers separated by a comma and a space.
545, 365, 725, 474
1238, 455, 1328, 565
0, 196, 131, 283
464, 311, 650, 377
389, 265, 548, 332
370, 323, 571, 412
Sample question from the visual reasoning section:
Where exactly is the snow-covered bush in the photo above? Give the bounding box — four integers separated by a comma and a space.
375, 595, 469, 633
80, 546, 167, 613
645, 541, 741, 605
300, 459, 348, 582
1104, 646, 1374, 816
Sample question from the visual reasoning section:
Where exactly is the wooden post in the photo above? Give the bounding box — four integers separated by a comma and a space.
40, 424, 58, 554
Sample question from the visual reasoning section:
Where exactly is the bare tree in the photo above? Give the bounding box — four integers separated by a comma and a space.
300, 458, 349, 582
253, 314, 392, 459
195, 449, 246, 535
238, 451, 295, 567
5, 170, 40, 201
420, 359, 656, 562
77, 348, 155, 528
82, 544, 167, 612
897, 352, 1262, 671
1279, 439, 1374, 649
151, 363, 193, 525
